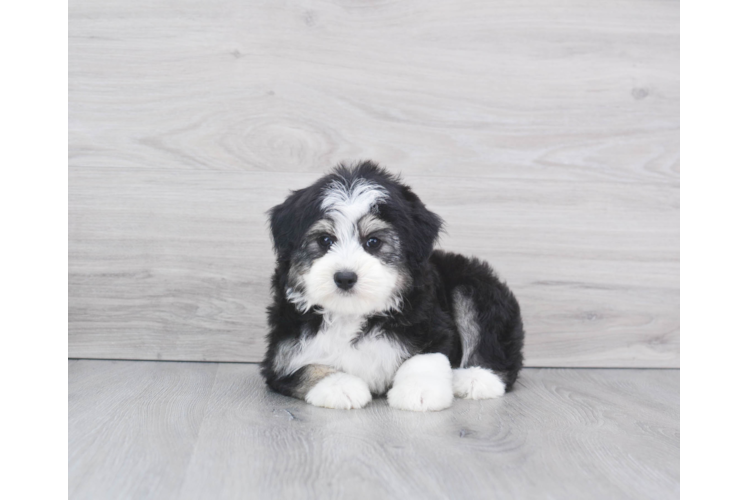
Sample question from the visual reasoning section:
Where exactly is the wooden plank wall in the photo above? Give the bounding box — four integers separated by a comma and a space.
69, 0, 679, 367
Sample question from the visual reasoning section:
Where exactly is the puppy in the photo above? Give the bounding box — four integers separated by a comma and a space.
261, 161, 524, 411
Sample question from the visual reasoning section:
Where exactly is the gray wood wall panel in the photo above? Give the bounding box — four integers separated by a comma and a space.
68, 0, 679, 366
69, 168, 678, 366
69, 0, 679, 184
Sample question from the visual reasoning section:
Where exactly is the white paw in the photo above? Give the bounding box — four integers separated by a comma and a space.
305, 372, 372, 410
387, 353, 454, 412
452, 367, 506, 399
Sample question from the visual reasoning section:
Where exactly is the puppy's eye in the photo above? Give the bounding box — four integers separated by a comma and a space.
365, 237, 382, 250
318, 234, 335, 248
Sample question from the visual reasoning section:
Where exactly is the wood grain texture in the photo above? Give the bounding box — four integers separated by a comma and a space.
68, 0, 680, 366
68, 360, 680, 500
69, 168, 678, 366
68, 360, 219, 500
69, 0, 679, 184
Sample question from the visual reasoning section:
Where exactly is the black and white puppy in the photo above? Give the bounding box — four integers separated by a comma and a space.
261, 162, 524, 411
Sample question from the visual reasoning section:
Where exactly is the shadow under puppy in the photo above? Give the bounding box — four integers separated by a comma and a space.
261, 162, 524, 411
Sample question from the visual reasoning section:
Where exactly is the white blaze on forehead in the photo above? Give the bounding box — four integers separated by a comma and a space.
321, 179, 388, 226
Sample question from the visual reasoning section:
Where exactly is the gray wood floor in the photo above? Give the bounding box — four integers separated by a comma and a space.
69, 360, 679, 499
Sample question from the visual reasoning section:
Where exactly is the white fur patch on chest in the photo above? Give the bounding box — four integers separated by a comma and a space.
280, 315, 408, 395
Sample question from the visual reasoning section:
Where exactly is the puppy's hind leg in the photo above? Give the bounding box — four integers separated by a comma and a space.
451, 284, 523, 399
452, 367, 506, 400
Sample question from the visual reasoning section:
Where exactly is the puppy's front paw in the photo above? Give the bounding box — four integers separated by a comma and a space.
305, 372, 372, 410
387, 353, 454, 412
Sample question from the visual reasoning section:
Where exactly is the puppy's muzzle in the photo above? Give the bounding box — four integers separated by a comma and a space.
334, 271, 358, 291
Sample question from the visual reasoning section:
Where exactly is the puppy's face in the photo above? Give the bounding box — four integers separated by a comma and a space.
287, 179, 408, 316
269, 163, 442, 317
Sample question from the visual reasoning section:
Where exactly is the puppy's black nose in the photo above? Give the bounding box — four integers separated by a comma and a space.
334, 271, 358, 291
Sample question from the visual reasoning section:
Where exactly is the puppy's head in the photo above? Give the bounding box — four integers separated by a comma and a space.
269, 161, 442, 316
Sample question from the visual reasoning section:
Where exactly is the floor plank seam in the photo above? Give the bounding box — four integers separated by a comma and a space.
174, 364, 220, 500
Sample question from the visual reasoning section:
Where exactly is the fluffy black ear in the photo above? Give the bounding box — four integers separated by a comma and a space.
400, 185, 443, 264
268, 185, 323, 261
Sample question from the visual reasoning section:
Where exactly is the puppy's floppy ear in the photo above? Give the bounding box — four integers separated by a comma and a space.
400, 185, 443, 263
268, 186, 321, 261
